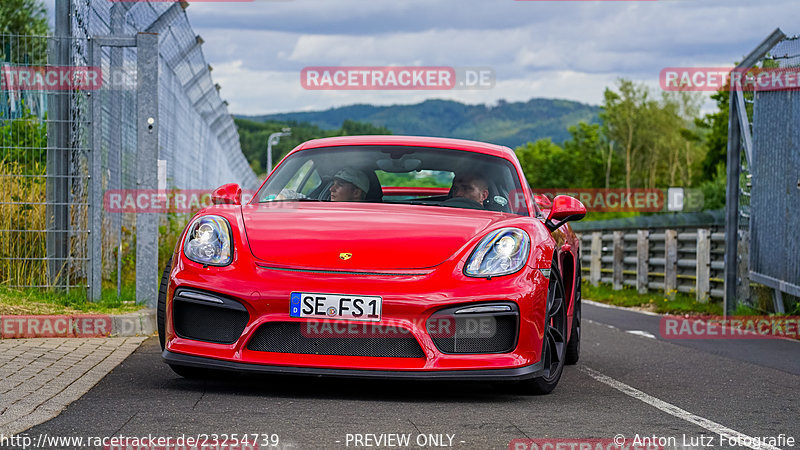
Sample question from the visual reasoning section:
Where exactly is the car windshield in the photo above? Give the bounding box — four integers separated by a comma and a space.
255, 145, 529, 216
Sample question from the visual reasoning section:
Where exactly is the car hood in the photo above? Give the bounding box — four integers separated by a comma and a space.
241, 202, 512, 271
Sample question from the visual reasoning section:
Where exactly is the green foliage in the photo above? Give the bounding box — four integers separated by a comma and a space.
599, 80, 706, 191
337, 119, 391, 136
0, 0, 50, 65
236, 118, 391, 176
0, 0, 48, 35
0, 285, 143, 315
695, 90, 729, 182
562, 122, 613, 189
691, 88, 730, 210
0, 112, 47, 174
697, 164, 727, 210
515, 138, 571, 189
515, 122, 611, 191
376, 171, 451, 188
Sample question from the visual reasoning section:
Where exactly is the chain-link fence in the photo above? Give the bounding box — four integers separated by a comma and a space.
1, 34, 92, 292
726, 28, 800, 314
0, 0, 258, 304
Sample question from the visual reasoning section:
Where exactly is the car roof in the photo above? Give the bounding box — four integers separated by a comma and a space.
292, 135, 516, 160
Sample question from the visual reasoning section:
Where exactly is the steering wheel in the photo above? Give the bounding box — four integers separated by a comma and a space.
441, 197, 484, 210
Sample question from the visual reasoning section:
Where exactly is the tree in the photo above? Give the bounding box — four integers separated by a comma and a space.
561, 122, 611, 189
694, 88, 730, 210
600, 80, 653, 191
695, 89, 729, 182
0, 0, 50, 65
0, 0, 48, 35
600, 79, 707, 191
515, 138, 570, 189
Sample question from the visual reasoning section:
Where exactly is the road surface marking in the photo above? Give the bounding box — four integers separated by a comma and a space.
626, 330, 656, 339
584, 319, 617, 330
580, 366, 780, 450
584, 299, 661, 316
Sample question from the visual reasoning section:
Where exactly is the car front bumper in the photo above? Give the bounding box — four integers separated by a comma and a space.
164, 255, 551, 374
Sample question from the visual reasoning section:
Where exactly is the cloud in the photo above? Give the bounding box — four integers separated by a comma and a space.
44, 0, 800, 115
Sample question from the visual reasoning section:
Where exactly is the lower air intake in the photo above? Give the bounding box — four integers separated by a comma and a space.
173, 289, 249, 344
247, 322, 425, 358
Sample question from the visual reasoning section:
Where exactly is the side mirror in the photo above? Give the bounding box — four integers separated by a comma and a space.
545, 195, 586, 232
211, 183, 242, 206
533, 194, 552, 210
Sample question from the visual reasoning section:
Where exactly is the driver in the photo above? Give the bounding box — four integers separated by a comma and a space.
330, 168, 370, 202
450, 171, 489, 206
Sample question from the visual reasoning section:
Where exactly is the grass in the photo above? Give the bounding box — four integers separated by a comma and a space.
0, 284, 144, 315
582, 280, 800, 317
582, 281, 724, 315
1, 116, 190, 314
0, 158, 50, 288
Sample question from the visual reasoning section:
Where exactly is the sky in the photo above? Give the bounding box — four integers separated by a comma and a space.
47, 0, 800, 115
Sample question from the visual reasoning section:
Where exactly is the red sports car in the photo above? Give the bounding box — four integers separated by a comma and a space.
159, 135, 586, 394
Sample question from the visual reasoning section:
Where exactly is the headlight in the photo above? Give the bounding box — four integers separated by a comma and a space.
465, 228, 530, 277
183, 215, 233, 266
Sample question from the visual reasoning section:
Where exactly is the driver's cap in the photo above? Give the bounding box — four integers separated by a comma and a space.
333, 168, 370, 193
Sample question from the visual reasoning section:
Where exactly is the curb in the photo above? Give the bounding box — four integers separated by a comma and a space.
0, 309, 156, 339
111, 308, 157, 337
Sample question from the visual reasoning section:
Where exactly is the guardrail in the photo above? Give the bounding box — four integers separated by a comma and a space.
578, 226, 725, 302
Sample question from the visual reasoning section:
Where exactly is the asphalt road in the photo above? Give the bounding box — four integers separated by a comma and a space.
20, 302, 800, 450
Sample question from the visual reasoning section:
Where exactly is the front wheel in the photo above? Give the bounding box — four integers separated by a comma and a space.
520, 265, 567, 395
157, 256, 172, 351
565, 259, 581, 365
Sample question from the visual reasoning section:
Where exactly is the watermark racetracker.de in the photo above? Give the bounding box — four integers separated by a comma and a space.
0, 65, 102, 91
103, 189, 257, 213
660, 67, 800, 92
0, 64, 143, 92
300, 66, 494, 90
660, 315, 800, 340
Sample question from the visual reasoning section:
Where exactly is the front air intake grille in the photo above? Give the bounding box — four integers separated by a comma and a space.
428, 303, 519, 354
173, 289, 249, 344
247, 322, 426, 358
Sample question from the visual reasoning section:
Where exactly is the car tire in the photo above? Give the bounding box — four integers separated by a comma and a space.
565, 259, 581, 365
157, 256, 172, 351
520, 263, 567, 395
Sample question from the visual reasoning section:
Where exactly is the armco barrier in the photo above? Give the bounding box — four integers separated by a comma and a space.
574, 212, 725, 302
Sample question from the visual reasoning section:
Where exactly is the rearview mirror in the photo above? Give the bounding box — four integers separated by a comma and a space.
545, 195, 586, 232
211, 183, 242, 205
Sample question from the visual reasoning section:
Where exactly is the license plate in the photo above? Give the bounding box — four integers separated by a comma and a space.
290, 292, 382, 322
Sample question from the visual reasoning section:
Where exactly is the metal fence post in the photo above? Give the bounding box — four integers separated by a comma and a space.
636, 230, 649, 294
46, 0, 72, 288
737, 229, 750, 307
664, 229, 678, 298
88, 40, 102, 301
612, 231, 624, 290
696, 228, 711, 303
590, 232, 602, 287
135, 33, 160, 307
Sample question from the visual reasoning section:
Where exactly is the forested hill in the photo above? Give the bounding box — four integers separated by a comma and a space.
237, 98, 600, 148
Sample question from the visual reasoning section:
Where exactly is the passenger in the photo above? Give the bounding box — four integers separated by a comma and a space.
330, 168, 370, 202
450, 171, 489, 206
